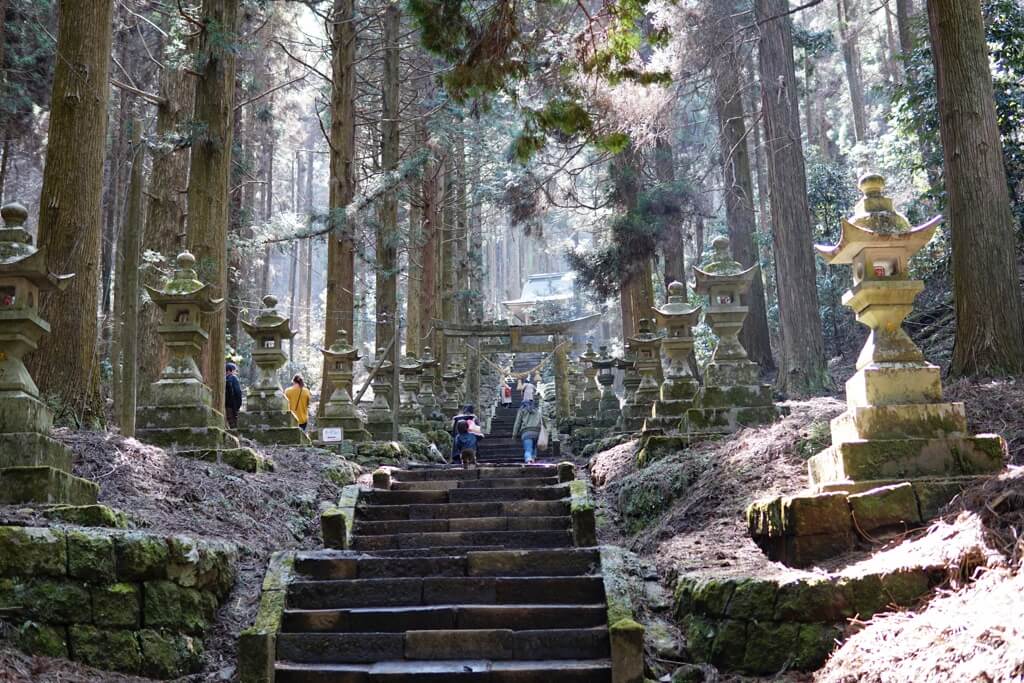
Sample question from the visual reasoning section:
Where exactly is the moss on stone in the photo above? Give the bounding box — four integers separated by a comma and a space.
69, 625, 142, 674
67, 530, 116, 583
793, 623, 842, 670
726, 579, 778, 621
691, 578, 736, 617
14, 622, 68, 658
681, 613, 716, 663
0, 526, 67, 577
143, 580, 217, 634
17, 580, 92, 623
166, 535, 237, 597
138, 629, 204, 678
774, 577, 849, 622
611, 454, 707, 534
709, 618, 748, 670
92, 583, 141, 628
115, 532, 170, 582
44, 504, 128, 528
741, 621, 799, 674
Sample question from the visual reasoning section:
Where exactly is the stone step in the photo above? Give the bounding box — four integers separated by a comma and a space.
281, 603, 607, 633
351, 529, 573, 552
364, 487, 567, 506
275, 658, 612, 682
276, 627, 610, 664
293, 549, 601, 580
390, 477, 559, 491
356, 516, 570, 536
357, 500, 570, 521
392, 466, 557, 482
286, 576, 606, 609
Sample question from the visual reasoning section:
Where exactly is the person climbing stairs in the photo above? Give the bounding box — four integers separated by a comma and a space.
269, 463, 613, 682
479, 353, 545, 465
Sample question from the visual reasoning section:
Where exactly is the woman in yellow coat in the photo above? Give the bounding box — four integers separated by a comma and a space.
284, 374, 312, 431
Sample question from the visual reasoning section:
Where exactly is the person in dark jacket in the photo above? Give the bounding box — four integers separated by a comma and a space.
452, 419, 479, 468
225, 362, 243, 429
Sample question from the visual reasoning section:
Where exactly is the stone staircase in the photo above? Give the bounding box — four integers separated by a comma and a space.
478, 353, 544, 466
251, 462, 623, 682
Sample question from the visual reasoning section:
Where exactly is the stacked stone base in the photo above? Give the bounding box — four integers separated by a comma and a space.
749, 435, 1004, 568
0, 431, 98, 505
0, 526, 235, 679
238, 410, 309, 446
137, 403, 239, 448
683, 383, 777, 435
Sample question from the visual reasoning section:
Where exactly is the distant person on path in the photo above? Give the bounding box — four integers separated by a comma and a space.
452, 404, 482, 437
452, 419, 479, 468
513, 401, 544, 463
521, 376, 536, 407
501, 381, 512, 406
225, 362, 243, 429
285, 374, 312, 431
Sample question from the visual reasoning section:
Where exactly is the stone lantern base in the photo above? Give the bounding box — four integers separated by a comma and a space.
238, 409, 310, 446
747, 362, 1006, 567
0, 393, 98, 505
681, 361, 777, 435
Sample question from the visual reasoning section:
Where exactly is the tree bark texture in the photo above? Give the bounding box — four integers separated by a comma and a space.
654, 137, 686, 288
755, 0, 828, 396
29, 0, 113, 423
928, 0, 1024, 376
375, 3, 400, 352
140, 67, 194, 398
187, 0, 239, 414
836, 0, 868, 141
118, 120, 144, 436
322, 0, 358, 412
711, 0, 775, 372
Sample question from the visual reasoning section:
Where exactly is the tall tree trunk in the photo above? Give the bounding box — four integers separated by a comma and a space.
896, 0, 913, 57
711, 0, 775, 372
29, 0, 113, 424
836, 0, 868, 142
655, 137, 686, 287
755, 0, 828, 396
376, 3, 400, 353
0, 139, 9, 204
928, 0, 1024, 376
118, 119, 144, 436
187, 0, 239, 412
322, 0, 358, 412
303, 148, 314, 352
141, 66, 194, 398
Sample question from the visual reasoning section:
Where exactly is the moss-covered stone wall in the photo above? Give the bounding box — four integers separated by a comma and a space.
673, 567, 938, 675
0, 526, 236, 678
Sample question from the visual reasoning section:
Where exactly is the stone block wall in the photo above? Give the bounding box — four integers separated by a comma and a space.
0, 526, 236, 679
673, 567, 938, 675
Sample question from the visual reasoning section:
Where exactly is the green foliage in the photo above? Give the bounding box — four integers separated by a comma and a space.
890, 0, 1024, 224
1, 0, 56, 136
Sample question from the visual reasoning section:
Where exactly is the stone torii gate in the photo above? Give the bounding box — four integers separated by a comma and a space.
434, 313, 602, 419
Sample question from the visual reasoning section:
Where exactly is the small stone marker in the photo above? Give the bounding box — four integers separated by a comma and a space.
0, 202, 98, 504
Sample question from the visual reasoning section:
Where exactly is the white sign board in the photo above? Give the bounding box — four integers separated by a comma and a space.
321, 427, 343, 443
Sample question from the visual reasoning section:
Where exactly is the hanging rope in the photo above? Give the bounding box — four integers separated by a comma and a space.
466, 338, 573, 380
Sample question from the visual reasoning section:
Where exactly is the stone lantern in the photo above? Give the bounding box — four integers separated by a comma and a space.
592, 345, 620, 428
624, 318, 662, 432
398, 352, 424, 424
747, 174, 1005, 567
577, 341, 601, 416
238, 295, 308, 445
0, 202, 98, 504
364, 348, 395, 441
648, 281, 702, 430
137, 251, 258, 465
441, 362, 465, 418
614, 347, 640, 432
317, 329, 371, 444
418, 346, 444, 423
683, 236, 775, 435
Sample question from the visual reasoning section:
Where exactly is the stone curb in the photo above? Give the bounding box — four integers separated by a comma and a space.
569, 479, 597, 547
321, 484, 361, 550
599, 546, 645, 683
238, 551, 294, 683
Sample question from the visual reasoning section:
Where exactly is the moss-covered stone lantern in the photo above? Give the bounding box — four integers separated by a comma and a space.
364, 348, 395, 441
441, 362, 465, 418
137, 251, 262, 469
592, 345, 620, 428
577, 341, 601, 417
747, 173, 1005, 568
648, 281, 702, 430
398, 352, 424, 424
417, 346, 444, 423
316, 329, 371, 444
238, 295, 308, 445
624, 318, 662, 432
0, 202, 98, 504
683, 236, 776, 435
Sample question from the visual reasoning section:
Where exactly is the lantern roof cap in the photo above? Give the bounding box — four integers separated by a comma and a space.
815, 174, 942, 265
322, 329, 360, 361
242, 293, 295, 339
653, 280, 702, 321
144, 250, 221, 311
400, 352, 423, 372
0, 202, 75, 290
693, 237, 757, 293
420, 346, 439, 369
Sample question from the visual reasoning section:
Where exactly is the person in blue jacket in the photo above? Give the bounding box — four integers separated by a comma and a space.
225, 362, 243, 429
451, 419, 479, 468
